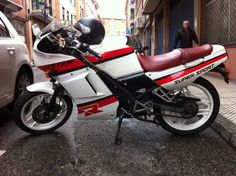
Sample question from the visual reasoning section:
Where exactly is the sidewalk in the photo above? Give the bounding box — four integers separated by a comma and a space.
204, 74, 236, 148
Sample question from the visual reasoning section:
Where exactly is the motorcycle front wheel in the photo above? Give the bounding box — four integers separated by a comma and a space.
158, 77, 220, 135
13, 91, 73, 134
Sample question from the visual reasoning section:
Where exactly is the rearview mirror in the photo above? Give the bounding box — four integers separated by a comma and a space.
32, 23, 41, 37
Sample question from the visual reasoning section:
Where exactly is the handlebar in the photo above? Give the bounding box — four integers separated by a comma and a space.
86, 47, 102, 58
79, 44, 102, 58
48, 28, 102, 58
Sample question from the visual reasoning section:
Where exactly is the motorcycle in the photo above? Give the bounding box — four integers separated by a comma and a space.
13, 18, 229, 144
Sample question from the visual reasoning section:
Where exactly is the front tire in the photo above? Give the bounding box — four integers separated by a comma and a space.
13, 91, 73, 134
158, 77, 220, 135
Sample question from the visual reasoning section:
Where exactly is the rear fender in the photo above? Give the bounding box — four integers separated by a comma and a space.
210, 63, 229, 83
27, 82, 54, 95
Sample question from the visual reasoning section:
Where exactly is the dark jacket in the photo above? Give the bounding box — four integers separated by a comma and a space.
174, 27, 199, 49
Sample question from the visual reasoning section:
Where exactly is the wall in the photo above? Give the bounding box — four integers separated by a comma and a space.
225, 47, 236, 80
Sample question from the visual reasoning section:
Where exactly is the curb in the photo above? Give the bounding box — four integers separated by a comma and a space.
211, 114, 236, 149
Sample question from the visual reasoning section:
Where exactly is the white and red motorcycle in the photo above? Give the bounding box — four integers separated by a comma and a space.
14, 18, 229, 144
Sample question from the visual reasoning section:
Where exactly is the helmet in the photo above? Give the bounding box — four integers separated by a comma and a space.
74, 17, 105, 45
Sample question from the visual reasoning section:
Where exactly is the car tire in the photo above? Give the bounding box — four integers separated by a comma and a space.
15, 70, 33, 99
7, 70, 33, 110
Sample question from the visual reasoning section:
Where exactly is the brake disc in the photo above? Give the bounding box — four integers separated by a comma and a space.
32, 104, 61, 123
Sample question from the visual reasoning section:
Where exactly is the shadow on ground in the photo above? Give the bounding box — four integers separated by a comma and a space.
0, 108, 13, 125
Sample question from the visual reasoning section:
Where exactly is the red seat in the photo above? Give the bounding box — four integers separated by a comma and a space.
137, 44, 213, 71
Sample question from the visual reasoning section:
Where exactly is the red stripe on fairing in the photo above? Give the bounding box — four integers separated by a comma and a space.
77, 96, 118, 116
155, 53, 228, 85
38, 47, 134, 73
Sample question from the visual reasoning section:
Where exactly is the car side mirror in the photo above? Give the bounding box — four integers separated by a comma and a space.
32, 23, 41, 37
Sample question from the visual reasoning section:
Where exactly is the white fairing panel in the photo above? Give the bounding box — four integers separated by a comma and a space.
58, 68, 112, 102
57, 68, 119, 120
97, 53, 143, 79
146, 45, 228, 90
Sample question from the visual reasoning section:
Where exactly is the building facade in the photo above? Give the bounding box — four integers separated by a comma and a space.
0, 0, 35, 57
134, 0, 236, 80
0, 0, 28, 43
103, 18, 126, 36
125, 0, 135, 35
54, 0, 76, 22
84, 0, 97, 18
0, 0, 99, 60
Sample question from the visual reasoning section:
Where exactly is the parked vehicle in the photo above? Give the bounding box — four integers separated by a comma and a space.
13, 18, 229, 144
0, 11, 33, 108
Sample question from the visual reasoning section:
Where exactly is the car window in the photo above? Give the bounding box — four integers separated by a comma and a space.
0, 19, 10, 38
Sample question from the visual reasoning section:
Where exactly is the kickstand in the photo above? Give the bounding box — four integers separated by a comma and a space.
114, 115, 123, 145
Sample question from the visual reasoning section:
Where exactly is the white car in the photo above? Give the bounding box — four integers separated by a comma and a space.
0, 11, 33, 108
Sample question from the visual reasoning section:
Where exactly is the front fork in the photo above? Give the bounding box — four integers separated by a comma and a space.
44, 81, 63, 115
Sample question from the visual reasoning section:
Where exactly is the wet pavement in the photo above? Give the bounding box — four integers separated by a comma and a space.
0, 112, 236, 176
0, 68, 235, 176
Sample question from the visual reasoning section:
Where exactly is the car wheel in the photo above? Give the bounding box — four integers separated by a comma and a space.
15, 71, 33, 98
7, 70, 33, 110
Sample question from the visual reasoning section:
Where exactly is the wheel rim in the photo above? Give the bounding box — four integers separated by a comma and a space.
162, 83, 214, 131
20, 94, 68, 131
18, 74, 31, 95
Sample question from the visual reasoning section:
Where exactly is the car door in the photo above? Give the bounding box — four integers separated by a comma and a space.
0, 17, 16, 107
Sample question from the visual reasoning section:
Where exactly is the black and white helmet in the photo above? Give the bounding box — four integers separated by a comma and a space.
74, 17, 105, 45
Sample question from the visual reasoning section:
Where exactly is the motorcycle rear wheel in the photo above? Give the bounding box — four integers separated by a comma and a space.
13, 91, 73, 134
158, 77, 220, 135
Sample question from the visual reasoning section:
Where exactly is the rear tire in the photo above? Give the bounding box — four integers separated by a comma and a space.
13, 91, 73, 134
158, 77, 220, 135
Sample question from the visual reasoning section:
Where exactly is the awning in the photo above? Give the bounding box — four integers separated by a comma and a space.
0, 0, 22, 12
143, 0, 161, 14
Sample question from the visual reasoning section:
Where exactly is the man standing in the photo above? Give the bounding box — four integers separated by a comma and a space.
174, 20, 199, 49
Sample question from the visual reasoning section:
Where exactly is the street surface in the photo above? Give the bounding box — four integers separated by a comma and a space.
0, 68, 235, 176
